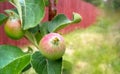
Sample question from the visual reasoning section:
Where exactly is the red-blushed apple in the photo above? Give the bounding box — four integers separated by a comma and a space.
4, 18, 24, 40
39, 33, 66, 60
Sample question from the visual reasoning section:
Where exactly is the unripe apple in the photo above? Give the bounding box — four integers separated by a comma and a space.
4, 18, 24, 40
39, 33, 66, 60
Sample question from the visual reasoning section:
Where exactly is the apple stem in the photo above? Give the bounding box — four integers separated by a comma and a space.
52, 37, 59, 45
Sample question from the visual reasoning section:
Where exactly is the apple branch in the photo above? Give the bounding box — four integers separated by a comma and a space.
48, 0, 57, 21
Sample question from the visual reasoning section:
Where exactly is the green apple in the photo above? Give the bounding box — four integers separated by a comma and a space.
4, 18, 24, 40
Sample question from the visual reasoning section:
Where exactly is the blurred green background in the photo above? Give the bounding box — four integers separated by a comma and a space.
62, 0, 120, 74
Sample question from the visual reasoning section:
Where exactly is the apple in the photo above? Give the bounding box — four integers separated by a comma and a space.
4, 18, 24, 40
39, 33, 66, 60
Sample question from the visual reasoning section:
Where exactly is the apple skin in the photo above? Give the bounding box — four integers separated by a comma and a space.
4, 18, 24, 40
39, 33, 66, 60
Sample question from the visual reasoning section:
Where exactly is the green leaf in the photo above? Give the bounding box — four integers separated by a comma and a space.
32, 51, 62, 74
44, 0, 49, 6
48, 12, 82, 32
10, 8, 19, 14
26, 22, 49, 44
0, 45, 31, 74
5, 9, 19, 18
35, 32, 43, 44
22, 64, 31, 72
72, 12, 82, 23
9, 0, 45, 30
0, 0, 7, 2
35, 22, 49, 44
26, 25, 41, 45
0, 14, 7, 25
28, 25, 40, 34
25, 31, 38, 48
9, 0, 23, 25
39, 22, 49, 36
62, 60, 72, 74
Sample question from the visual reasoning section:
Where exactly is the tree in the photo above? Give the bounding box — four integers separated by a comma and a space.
0, 0, 82, 74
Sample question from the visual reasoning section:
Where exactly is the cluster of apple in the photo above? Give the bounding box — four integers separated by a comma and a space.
4, 14, 66, 61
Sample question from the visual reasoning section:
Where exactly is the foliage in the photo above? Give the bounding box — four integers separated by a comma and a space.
0, 45, 31, 74
84, 0, 120, 11
0, 14, 7, 25
0, 0, 81, 74
113, 0, 120, 10
31, 51, 62, 74
84, 0, 103, 6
